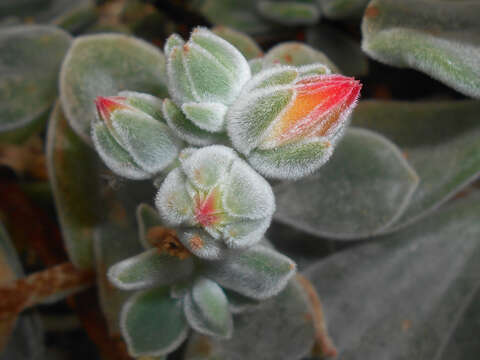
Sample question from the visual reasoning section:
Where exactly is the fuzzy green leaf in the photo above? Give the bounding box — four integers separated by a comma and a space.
185, 279, 315, 360
0, 25, 71, 143
362, 0, 480, 98
263, 42, 340, 73
258, 1, 320, 25
184, 278, 233, 339
203, 244, 296, 300
212, 26, 263, 60
182, 102, 227, 132
274, 127, 419, 239
60, 33, 168, 143
121, 287, 188, 357
305, 191, 480, 360
108, 248, 195, 290
352, 100, 480, 231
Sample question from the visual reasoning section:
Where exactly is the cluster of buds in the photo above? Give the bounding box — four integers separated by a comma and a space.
89, 26, 362, 359
156, 146, 275, 259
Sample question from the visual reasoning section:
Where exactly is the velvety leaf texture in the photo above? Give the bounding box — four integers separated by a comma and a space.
60, 33, 168, 142
121, 287, 188, 357
274, 127, 419, 239
352, 100, 480, 230
305, 191, 480, 360
0, 25, 71, 142
184, 279, 315, 360
362, 0, 480, 98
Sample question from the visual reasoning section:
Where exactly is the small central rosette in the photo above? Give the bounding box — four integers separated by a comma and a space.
163, 27, 251, 145
155, 146, 275, 259
227, 66, 362, 179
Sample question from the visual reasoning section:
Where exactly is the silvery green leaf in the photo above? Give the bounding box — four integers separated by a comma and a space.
184, 278, 233, 339
164, 33, 185, 57
121, 287, 188, 357
108, 248, 195, 290
306, 24, 369, 76
181, 102, 228, 132
274, 127, 419, 239
117, 91, 165, 121
162, 98, 224, 146
352, 100, 480, 231
362, 0, 480, 98
258, 1, 320, 25
304, 191, 480, 360
204, 245, 296, 300
212, 26, 263, 60
320, 0, 369, 19
0, 25, 71, 143
109, 109, 182, 175
91, 122, 150, 180
248, 137, 333, 180
60, 33, 168, 142
184, 279, 315, 360
263, 42, 340, 73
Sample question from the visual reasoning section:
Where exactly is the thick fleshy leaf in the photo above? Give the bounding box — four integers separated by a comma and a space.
60, 33, 167, 142
162, 98, 223, 146
223, 158, 275, 219
352, 100, 480, 230
155, 168, 195, 226
263, 42, 340, 73
47, 103, 102, 269
274, 127, 419, 239
306, 24, 369, 76
182, 102, 227, 132
121, 287, 188, 357
108, 248, 195, 290
184, 279, 315, 360
109, 109, 181, 174
305, 191, 480, 360
0, 25, 71, 143
211, 26, 263, 60
248, 137, 333, 180
362, 0, 480, 98
91, 122, 151, 180
320, 0, 369, 19
203, 245, 296, 300
257, 1, 320, 25
184, 278, 233, 339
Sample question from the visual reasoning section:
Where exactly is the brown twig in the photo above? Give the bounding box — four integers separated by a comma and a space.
296, 274, 338, 358
0, 262, 94, 321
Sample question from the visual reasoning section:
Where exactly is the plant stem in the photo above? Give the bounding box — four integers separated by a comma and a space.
0, 262, 94, 321
296, 274, 338, 358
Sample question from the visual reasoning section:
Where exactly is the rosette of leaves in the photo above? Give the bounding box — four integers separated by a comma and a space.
106, 203, 295, 357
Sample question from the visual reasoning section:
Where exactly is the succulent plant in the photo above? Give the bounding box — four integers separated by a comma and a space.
0, 1, 479, 360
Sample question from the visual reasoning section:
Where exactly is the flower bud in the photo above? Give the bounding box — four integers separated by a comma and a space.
164, 27, 251, 137
91, 91, 182, 180
227, 66, 361, 179
155, 146, 275, 259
